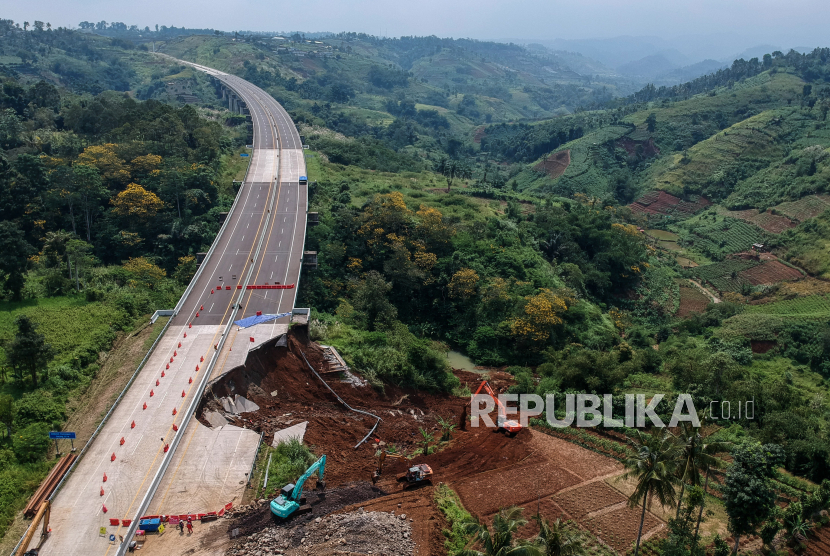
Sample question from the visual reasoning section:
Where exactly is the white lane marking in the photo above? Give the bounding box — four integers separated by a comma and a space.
209, 303, 214, 312
130, 434, 144, 456
278, 241, 281, 247
270, 272, 273, 279
241, 236, 244, 242
275, 255, 278, 262
283, 217, 286, 222
229, 265, 232, 271
247, 223, 249, 228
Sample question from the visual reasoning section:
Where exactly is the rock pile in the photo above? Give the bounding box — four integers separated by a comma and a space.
227, 508, 415, 556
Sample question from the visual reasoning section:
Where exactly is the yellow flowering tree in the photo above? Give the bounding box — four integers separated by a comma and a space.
123, 257, 166, 289
449, 268, 479, 300
511, 289, 573, 344
111, 183, 164, 221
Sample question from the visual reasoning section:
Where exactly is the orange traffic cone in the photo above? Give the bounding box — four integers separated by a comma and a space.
143, 402, 147, 410
166, 363, 169, 370
161, 370, 165, 377
120, 437, 125, 446
195, 365, 199, 372
189, 323, 192, 328
211, 289, 214, 294
103, 505, 108, 513
200, 305, 203, 311
103, 473, 108, 482
111, 453, 116, 462
184, 332, 187, 338
181, 390, 186, 397
173, 423, 178, 432
130, 421, 135, 429
150, 389, 154, 397
188, 377, 193, 384
200, 356, 204, 362
178, 342, 182, 348
170, 357, 174, 363
174, 350, 177, 357
172, 408, 177, 416
156, 379, 159, 386
100, 487, 105, 496
164, 444, 169, 453
195, 312, 199, 318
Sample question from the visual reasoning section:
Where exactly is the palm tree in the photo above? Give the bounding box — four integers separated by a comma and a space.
675, 421, 731, 519
461, 506, 541, 556
532, 515, 583, 556
623, 429, 680, 556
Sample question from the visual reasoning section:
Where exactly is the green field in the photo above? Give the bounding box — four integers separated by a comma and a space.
745, 294, 830, 318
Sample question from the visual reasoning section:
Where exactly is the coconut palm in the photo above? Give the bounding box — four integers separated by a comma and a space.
675, 421, 731, 519
532, 515, 584, 556
461, 506, 542, 556
623, 429, 681, 556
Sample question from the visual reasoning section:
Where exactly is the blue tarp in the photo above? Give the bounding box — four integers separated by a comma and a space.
234, 312, 291, 328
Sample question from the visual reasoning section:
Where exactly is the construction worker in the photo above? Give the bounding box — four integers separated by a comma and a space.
186, 518, 193, 534
178, 520, 184, 533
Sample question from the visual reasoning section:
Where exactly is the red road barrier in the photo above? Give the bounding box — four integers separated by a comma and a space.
109, 518, 119, 526
245, 284, 295, 290
226, 286, 231, 290
122, 519, 131, 527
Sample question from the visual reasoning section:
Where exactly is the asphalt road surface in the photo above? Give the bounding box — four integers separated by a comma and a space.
34, 62, 306, 556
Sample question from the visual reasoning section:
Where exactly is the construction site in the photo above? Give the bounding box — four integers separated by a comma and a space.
92, 323, 666, 556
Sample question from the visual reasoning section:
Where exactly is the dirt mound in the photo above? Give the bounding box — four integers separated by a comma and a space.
228, 508, 414, 556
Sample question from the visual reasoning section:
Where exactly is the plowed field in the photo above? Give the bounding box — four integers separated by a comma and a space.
740, 260, 803, 285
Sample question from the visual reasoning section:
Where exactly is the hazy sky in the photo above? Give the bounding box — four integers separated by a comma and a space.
5, 0, 829, 51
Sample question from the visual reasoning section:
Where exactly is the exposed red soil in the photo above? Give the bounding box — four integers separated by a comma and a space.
630, 191, 711, 218
204, 327, 662, 555
803, 524, 830, 556
554, 481, 626, 519
677, 286, 710, 318
534, 150, 571, 179
751, 340, 777, 354
740, 260, 804, 285
473, 126, 486, 144
586, 505, 662, 552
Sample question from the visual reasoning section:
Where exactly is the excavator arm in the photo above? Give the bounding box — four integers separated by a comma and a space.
471, 380, 522, 435
291, 455, 326, 502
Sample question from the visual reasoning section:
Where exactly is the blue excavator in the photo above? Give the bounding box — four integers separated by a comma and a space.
270, 455, 326, 519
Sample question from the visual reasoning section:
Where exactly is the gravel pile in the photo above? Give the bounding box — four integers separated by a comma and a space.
227, 508, 415, 556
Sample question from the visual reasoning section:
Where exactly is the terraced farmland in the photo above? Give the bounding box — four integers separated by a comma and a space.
774, 194, 830, 222
685, 259, 760, 292
679, 216, 767, 257
630, 191, 711, 219
721, 207, 797, 233
740, 260, 803, 285
745, 294, 830, 319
